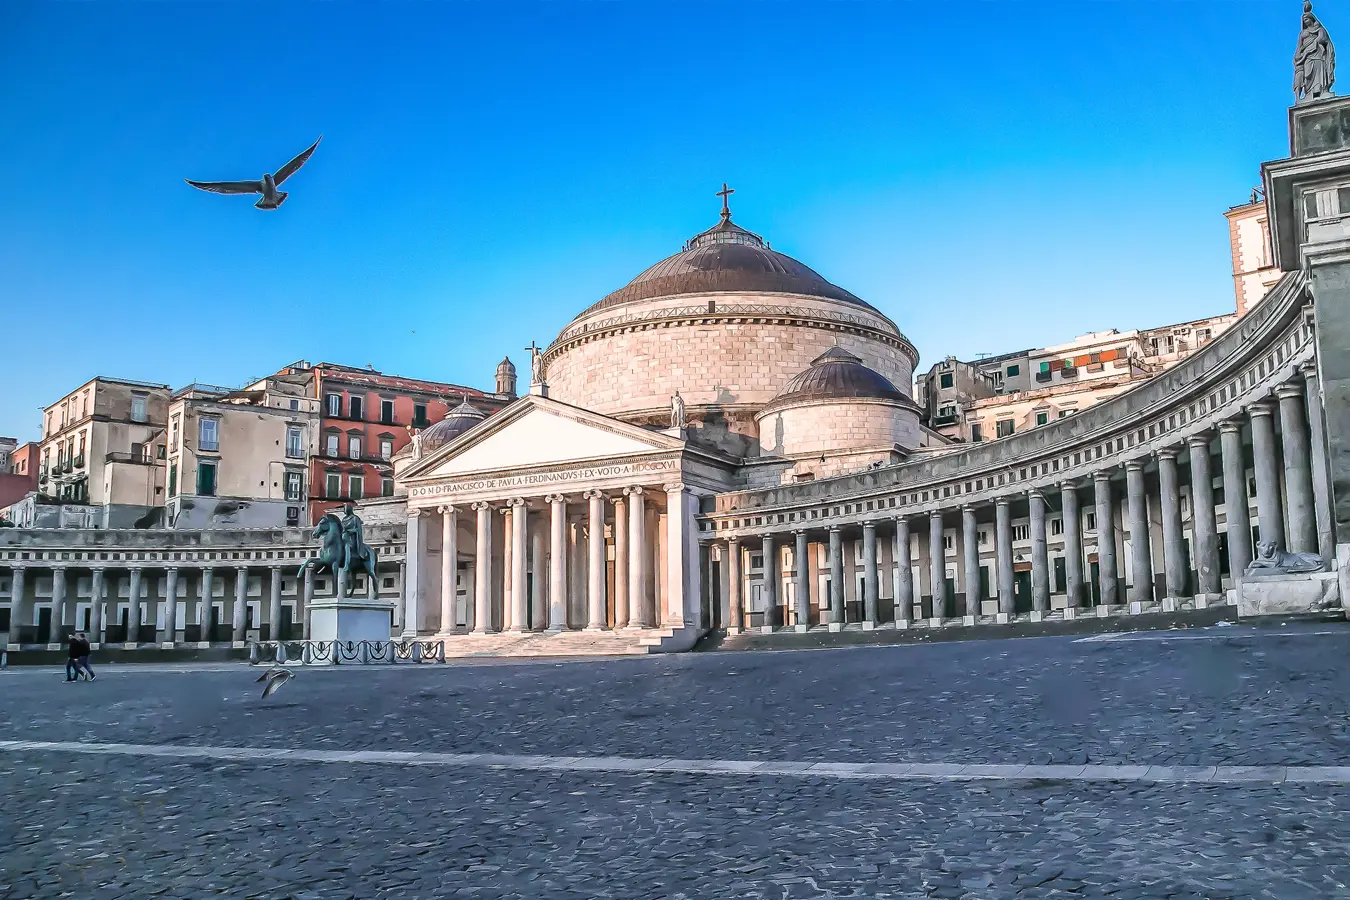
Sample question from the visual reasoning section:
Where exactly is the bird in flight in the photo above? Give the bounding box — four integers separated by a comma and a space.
255, 664, 295, 698
186, 136, 322, 210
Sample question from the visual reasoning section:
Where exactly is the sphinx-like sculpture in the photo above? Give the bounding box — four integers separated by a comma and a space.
1245, 540, 1326, 576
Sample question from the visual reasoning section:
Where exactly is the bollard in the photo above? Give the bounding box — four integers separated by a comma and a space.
248, 643, 260, 665
1, 651, 6, 670
276, 642, 287, 665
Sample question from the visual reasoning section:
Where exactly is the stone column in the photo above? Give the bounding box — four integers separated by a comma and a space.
162, 568, 180, 644
995, 498, 1014, 617
1125, 461, 1153, 605
509, 499, 529, 632
1249, 400, 1286, 549
760, 533, 777, 630
586, 491, 607, 630
1218, 421, 1254, 580
794, 530, 810, 631
664, 484, 698, 629
1277, 383, 1318, 554
49, 567, 66, 645
403, 509, 424, 638
126, 567, 143, 644
501, 505, 515, 633
1157, 449, 1186, 599
1094, 472, 1119, 607
268, 566, 282, 642
301, 567, 313, 640
613, 495, 629, 628
626, 487, 651, 627
894, 518, 912, 624
394, 561, 405, 630
472, 501, 494, 634
1061, 482, 1083, 609
1302, 363, 1337, 563
1188, 434, 1221, 596
1029, 491, 1050, 613
199, 567, 214, 642
827, 525, 844, 627
543, 494, 567, 631
439, 505, 458, 635
862, 521, 878, 627
961, 505, 980, 618
232, 566, 248, 643
727, 538, 743, 633
928, 512, 946, 620
88, 568, 105, 644
7, 566, 24, 644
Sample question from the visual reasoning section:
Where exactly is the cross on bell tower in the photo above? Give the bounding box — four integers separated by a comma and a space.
716, 182, 734, 222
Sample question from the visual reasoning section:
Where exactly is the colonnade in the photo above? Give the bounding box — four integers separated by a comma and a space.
715, 370, 1333, 632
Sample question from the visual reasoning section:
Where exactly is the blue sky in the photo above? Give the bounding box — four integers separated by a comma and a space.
0, 1, 1313, 442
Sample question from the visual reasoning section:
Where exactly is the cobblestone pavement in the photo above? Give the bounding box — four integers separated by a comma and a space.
2, 622, 1350, 898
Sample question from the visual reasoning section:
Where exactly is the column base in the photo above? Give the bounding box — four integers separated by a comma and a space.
895, 619, 911, 630
861, 621, 876, 631
794, 624, 809, 633
1062, 607, 1077, 620
122, 642, 138, 650
159, 641, 176, 649
1193, 592, 1224, 609
928, 617, 944, 629
1160, 598, 1180, 612
195, 641, 211, 649
1029, 610, 1044, 623
584, 625, 609, 632
827, 622, 843, 633
962, 615, 977, 626
725, 626, 742, 635
758, 625, 775, 634
46, 643, 60, 651
231, 640, 246, 649
995, 613, 1010, 625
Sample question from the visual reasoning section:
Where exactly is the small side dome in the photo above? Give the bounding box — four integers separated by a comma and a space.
761, 347, 910, 413
420, 397, 487, 453
496, 356, 516, 377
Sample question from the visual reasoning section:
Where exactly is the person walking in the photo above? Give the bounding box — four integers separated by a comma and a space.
75, 632, 95, 681
65, 632, 82, 682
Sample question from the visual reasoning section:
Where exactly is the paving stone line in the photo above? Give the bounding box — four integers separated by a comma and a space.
0, 738, 1341, 784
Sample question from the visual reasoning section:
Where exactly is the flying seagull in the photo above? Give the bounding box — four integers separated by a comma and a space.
255, 665, 295, 699
186, 136, 322, 210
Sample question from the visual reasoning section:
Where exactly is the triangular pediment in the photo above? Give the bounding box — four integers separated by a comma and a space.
403, 395, 683, 481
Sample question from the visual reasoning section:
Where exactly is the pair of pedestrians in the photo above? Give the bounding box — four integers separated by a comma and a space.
65, 633, 95, 682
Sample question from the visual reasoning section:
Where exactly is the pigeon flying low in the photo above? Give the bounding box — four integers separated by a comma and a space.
257, 666, 295, 699
186, 136, 322, 210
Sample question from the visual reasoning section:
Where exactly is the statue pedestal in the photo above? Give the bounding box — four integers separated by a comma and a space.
308, 596, 396, 644
1237, 572, 1341, 618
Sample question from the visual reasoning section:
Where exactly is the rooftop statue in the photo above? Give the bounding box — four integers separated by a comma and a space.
670, 391, 686, 430
1294, 1, 1336, 103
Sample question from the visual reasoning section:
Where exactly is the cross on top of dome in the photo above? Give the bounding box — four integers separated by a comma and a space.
685, 182, 766, 251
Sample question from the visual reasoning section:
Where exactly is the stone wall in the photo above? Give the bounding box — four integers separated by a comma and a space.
758, 399, 920, 458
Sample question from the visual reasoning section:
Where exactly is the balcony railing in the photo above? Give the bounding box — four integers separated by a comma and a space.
105, 451, 159, 465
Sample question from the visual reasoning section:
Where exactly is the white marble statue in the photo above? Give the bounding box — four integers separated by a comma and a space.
670, 391, 686, 430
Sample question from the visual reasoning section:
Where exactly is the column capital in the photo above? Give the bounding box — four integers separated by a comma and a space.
662, 481, 687, 495
961, 503, 976, 513
1059, 478, 1081, 491
1218, 419, 1243, 435
623, 485, 645, 498
1300, 360, 1319, 381
544, 492, 567, 504
437, 504, 456, 515
235, 564, 248, 573
470, 500, 494, 512
1092, 470, 1112, 484
1185, 432, 1212, 449
408, 507, 424, 519
1155, 446, 1179, 461
1248, 398, 1276, 419
862, 520, 877, 532
828, 524, 842, 533
507, 497, 527, 508
583, 489, 607, 501
995, 495, 1011, 508
1275, 382, 1305, 401
727, 536, 741, 548
267, 563, 283, 571
1124, 458, 1147, 473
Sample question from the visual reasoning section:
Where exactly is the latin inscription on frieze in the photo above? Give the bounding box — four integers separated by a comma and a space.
412, 459, 677, 497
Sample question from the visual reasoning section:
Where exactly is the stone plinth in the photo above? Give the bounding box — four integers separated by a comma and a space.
308, 597, 396, 644
1237, 572, 1341, 618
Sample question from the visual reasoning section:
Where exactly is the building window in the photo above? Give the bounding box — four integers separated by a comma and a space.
349, 435, 362, 460
1013, 524, 1029, 542
380, 438, 393, 460
326, 394, 342, 417
413, 403, 429, 428
325, 432, 339, 458
380, 399, 395, 425
196, 461, 217, 497
970, 423, 982, 442
289, 398, 299, 411
1058, 409, 1076, 418
939, 372, 954, 389
131, 393, 148, 423
350, 396, 364, 421
996, 419, 1015, 438
168, 463, 177, 496
381, 476, 394, 497
169, 416, 180, 452
1036, 411, 1049, 426
349, 474, 364, 501
284, 471, 304, 501
326, 472, 341, 499
1085, 511, 1096, 532
286, 426, 304, 459
199, 417, 219, 452
1006, 364, 1020, 377
1051, 518, 1063, 536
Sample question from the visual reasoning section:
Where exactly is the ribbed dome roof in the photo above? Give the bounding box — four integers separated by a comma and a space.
419, 397, 486, 453
762, 347, 911, 413
572, 215, 878, 321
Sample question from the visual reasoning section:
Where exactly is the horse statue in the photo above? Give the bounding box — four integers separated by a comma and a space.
299, 504, 378, 598
1245, 540, 1326, 576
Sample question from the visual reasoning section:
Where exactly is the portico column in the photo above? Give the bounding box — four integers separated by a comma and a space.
893, 517, 912, 624
439, 505, 457, 635
1249, 401, 1286, 548
232, 566, 248, 643
586, 491, 607, 630
267, 566, 282, 642
625, 487, 651, 627
403, 508, 423, 638
961, 505, 979, 618
504, 499, 526, 632
1094, 472, 1119, 607
1061, 482, 1083, 608
529, 518, 546, 630
1029, 491, 1050, 613
664, 483, 698, 629
794, 530, 810, 631
862, 521, 878, 627
49, 567, 66, 645
928, 512, 945, 619
726, 538, 743, 633
501, 505, 515, 632
1277, 383, 1318, 554
995, 498, 1014, 616
1188, 434, 1221, 596
162, 567, 180, 644
88, 568, 105, 644
544, 494, 568, 631
301, 567, 313, 640
760, 533, 777, 630
1125, 461, 1152, 605
1219, 421, 1254, 580
1157, 449, 1186, 599
126, 567, 143, 643
199, 567, 214, 642
1302, 362, 1337, 563
827, 525, 844, 626
613, 496, 629, 628
472, 502, 494, 634
8, 566, 24, 644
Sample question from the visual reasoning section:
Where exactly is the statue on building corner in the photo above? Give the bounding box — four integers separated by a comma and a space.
1294, 0, 1336, 103
527, 340, 546, 385
1245, 540, 1326, 575
670, 390, 686, 430
406, 422, 424, 460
